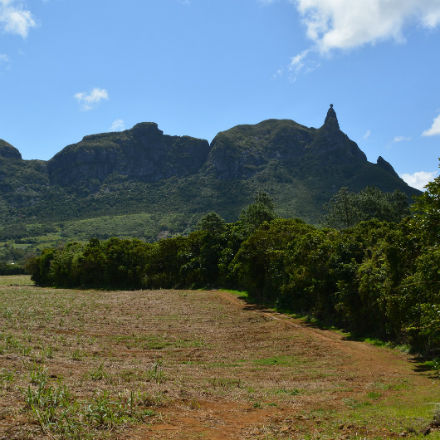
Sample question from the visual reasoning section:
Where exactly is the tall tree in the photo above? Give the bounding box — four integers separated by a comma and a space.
239, 191, 276, 234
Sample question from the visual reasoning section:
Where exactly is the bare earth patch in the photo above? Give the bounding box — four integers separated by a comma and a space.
0, 276, 439, 439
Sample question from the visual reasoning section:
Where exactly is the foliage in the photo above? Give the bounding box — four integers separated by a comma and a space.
324, 186, 410, 229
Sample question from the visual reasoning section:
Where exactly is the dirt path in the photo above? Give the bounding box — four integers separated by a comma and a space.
215, 291, 421, 380
129, 290, 438, 440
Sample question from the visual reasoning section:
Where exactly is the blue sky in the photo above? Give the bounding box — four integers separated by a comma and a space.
0, 0, 439, 190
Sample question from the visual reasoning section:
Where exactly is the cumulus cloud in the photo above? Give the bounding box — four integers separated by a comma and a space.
0, 0, 36, 38
393, 135, 411, 142
422, 113, 440, 136
74, 88, 109, 111
400, 170, 438, 191
110, 119, 125, 131
294, 0, 440, 53
284, 1, 440, 77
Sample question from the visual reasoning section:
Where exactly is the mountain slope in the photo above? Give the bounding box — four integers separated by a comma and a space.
0, 106, 420, 261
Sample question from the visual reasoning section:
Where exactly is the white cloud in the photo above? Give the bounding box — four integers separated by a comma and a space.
400, 170, 438, 191
363, 129, 371, 139
289, 49, 310, 73
293, 0, 440, 53
0, 0, 36, 38
393, 135, 411, 142
110, 119, 125, 131
422, 113, 440, 136
74, 88, 109, 111
288, 48, 320, 80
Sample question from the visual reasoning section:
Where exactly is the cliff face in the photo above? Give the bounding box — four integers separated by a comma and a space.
48, 122, 210, 187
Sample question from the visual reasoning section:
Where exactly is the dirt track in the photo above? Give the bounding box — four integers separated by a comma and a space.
129, 290, 439, 440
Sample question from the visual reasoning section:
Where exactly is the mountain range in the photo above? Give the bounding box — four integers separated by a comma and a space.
0, 106, 419, 263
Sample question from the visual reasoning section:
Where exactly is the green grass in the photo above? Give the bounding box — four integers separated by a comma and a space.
220, 289, 249, 299
0, 274, 33, 286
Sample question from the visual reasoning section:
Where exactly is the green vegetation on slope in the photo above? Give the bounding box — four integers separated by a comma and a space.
0, 107, 419, 264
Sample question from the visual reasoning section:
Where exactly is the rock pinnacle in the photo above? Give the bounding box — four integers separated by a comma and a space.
323, 104, 340, 131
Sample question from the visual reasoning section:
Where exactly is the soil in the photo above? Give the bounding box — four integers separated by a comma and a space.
0, 279, 439, 439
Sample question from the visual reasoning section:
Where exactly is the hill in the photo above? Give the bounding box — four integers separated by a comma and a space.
0, 106, 419, 263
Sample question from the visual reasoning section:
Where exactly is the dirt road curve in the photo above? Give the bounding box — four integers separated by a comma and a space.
127, 290, 438, 440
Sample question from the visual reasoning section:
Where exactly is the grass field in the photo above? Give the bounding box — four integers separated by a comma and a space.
0, 276, 439, 439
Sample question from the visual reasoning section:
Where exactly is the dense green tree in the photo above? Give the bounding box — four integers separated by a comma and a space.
239, 192, 276, 235
411, 161, 440, 246
324, 186, 410, 229
323, 187, 358, 229
197, 212, 226, 234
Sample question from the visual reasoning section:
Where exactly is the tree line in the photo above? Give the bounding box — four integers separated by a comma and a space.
27, 168, 440, 357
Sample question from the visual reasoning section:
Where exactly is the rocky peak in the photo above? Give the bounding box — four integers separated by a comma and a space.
323, 104, 340, 131
376, 156, 399, 178
0, 139, 22, 160
131, 122, 163, 138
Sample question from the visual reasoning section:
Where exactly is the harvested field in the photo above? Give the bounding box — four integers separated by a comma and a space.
0, 276, 439, 439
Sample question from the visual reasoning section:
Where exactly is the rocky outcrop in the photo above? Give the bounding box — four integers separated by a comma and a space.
376, 156, 399, 178
0, 140, 22, 160
48, 123, 210, 187
308, 105, 367, 162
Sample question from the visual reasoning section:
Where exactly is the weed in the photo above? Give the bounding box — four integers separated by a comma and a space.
343, 398, 372, 409
274, 387, 300, 396
85, 390, 154, 428
71, 349, 82, 361
30, 365, 48, 386
0, 369, 15, 388
422, 358, 440, 375
40, 345, 54, 360
24, 371, 155, 437
147, 362, 166, 384
2, 308, 13, 320
88, 363, 109, 381
367, 391, 382, 400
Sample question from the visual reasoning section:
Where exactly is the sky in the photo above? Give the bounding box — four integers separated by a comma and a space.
0, 0, 439, 190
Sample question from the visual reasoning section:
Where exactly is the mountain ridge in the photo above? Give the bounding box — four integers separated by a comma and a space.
0, 106, 420, 261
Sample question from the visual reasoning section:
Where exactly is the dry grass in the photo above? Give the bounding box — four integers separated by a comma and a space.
0, 276, 439, 439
